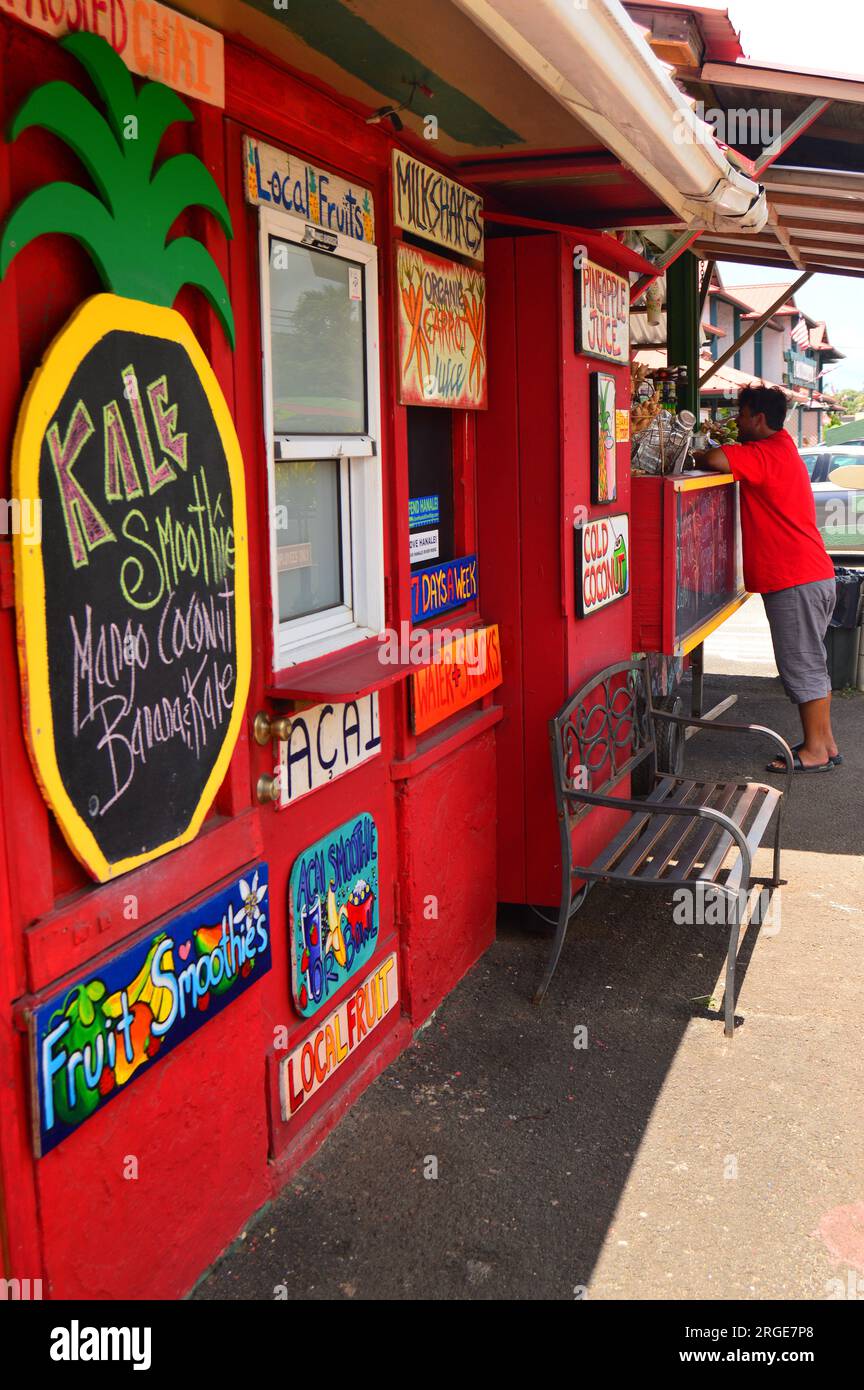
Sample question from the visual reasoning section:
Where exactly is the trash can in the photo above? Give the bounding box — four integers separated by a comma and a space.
825, 567, 864, 690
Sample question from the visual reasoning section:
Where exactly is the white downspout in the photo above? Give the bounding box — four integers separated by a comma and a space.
452, 0, 768, 234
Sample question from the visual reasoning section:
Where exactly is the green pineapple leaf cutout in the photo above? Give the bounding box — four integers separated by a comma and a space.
0, 32, 236, 346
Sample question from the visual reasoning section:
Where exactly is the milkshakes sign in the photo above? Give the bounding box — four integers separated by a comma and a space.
575, 259, 629, 363
576, 514, 630, 616
392, 150, 484, 261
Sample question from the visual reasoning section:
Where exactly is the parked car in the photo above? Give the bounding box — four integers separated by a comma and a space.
799, 446, 864, 553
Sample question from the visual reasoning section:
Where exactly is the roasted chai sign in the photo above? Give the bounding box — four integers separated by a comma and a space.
575, 259, 629, 363
391, 150, 484, 261
29, 867, 271, 1156
5, 0, 225, 106
244, 136, 375, 243
411, 624, 502, 734
396, 243, 487, 408
280, 953, 399, 1120
289, 813, 379, 1017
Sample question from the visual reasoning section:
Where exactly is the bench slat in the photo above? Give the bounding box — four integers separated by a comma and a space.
578, 777, 677, 876
611, 779, 705, 877
635, 780, 740, 882
723, 788, 782, 894
667, 782, 759, 883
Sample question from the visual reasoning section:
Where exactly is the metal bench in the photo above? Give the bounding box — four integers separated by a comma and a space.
537, 659, 793, 1036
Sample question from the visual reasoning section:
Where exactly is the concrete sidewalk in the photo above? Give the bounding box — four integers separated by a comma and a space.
194, 653, 863, 1302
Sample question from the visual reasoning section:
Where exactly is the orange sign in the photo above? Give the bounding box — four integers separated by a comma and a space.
4, 0, 225, 107
411, 624, 502, 734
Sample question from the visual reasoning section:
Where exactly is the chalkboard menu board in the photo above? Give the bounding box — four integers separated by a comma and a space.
14, 301, 250, 881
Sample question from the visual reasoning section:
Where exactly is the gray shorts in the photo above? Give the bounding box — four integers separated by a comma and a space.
763, 577, 836, 703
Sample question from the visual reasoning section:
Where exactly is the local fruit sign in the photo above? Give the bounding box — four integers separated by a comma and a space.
2, 36, 250, 881
29, 867, 271, 1156
280, 952, 398, 1120
289, 814, 379, 1018
576, 514, 630, 616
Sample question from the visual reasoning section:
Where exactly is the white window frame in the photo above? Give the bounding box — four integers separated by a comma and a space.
259, 206, 384, 670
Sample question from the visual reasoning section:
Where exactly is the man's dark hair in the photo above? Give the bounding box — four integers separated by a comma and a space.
738, 384, 787, 431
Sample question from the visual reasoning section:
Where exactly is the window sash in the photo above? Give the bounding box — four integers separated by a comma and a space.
258, 204, 383, 669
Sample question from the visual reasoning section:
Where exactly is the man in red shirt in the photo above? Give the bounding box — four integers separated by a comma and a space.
695, 385, 839, 772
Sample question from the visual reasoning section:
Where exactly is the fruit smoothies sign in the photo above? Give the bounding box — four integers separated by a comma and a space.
576, 514, 630, 616
280, 953, 399, 1120
590, 371, 618, 504
1, 36, 250, 882
29, 867, 271, 1156
243, 136, 375, 244
575, 259, 629, 364
3, 0, 225, 106
392, 150, 484, 261
289, 814, 379, 1018
396, 243, 487, 409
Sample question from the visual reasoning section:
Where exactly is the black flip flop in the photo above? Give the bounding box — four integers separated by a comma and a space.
791, 741, 843, 766
765, 751, 835, 773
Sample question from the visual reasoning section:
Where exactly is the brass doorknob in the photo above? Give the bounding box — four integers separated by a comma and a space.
253, 710, 292, 745
256, 773, 282, 804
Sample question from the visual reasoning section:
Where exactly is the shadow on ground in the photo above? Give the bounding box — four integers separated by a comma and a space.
193, 674, 861, 1301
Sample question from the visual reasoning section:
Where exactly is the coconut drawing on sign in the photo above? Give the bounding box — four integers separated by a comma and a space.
591, 371, 618, 504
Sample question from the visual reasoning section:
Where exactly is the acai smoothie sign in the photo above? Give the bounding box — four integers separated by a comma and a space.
0, 35, 250, 881
29, 867, 271, 1156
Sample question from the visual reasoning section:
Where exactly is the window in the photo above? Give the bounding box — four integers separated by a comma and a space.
408, 407, 454, 574
259, 207, 383, 668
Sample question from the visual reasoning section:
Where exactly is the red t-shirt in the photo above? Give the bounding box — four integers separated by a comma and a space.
722, 429, 834, 593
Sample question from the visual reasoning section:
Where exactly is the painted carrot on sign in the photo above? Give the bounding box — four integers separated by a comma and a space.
401, 269, 430, 382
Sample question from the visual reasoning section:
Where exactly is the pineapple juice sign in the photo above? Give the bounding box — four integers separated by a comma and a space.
575, 260, 629, 363
29, 867, 271, 1156
244, 136, 375, 243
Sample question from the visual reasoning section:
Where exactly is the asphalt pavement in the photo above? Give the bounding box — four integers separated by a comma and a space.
194, 601, 864, 1301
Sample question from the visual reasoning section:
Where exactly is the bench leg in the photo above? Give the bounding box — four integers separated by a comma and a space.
772, 800, 783, 888
723, 890, 740, 1039
533, 874, 587, 1006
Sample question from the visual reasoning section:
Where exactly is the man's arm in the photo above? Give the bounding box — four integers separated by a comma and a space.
691, 447, 731, 473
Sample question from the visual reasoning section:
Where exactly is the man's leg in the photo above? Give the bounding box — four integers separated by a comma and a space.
797, 694, 837, 765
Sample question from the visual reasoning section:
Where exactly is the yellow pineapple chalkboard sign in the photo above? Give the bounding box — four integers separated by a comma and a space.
1, 34, 251, 882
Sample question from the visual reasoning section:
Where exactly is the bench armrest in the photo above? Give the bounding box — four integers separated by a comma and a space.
650, 713, 794, 797
564, 788, 752, 885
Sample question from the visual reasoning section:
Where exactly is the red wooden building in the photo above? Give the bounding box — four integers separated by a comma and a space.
0, 0, 767, 1298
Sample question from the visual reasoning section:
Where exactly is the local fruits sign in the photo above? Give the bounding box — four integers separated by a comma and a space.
0, 35, 250, 881
280, 953, 398, 1120
576, 514, 630, 616
29, 867, 271, 1156
289, 814, 379, 1018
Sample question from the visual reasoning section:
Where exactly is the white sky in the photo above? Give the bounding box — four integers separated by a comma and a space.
714, 1, 864, 389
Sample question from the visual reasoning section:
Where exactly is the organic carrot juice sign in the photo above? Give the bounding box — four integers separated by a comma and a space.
0, 35, 250, 881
